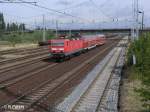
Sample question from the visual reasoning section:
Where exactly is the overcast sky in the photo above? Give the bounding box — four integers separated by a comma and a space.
0, 0, 150, 29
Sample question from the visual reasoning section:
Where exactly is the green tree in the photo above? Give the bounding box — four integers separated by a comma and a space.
9, 22, 19, 31
19, 23, 26, 31
6, 23, 10, 31
0, 13, 6, 31
22, 23, 25, 30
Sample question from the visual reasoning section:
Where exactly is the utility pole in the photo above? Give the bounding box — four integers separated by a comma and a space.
134, 0, 139, 40
132, 0, 139, 65
69, 21, 73, 37
34, 18, 37, 30
132, 0, 139, 41
42, 14, 46, 41
131, 0, 135, 41
138, 11, 144, 34
69, 28, 72, 37
55, 20, 58, 38
141, 11, 144, 31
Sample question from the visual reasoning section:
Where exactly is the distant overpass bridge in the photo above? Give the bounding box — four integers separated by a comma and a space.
55, 28, 150, 35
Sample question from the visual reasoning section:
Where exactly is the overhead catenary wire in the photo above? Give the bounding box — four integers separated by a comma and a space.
57, 0, 89, 11
1, 0, 46, 16
17, 0, 92, 22
2, 0, 132, 23
89, 0, 134, 25
0, 0, 36, 4
1, 0, 134, 29
98, 0, 112, 8
0, 0, 92, 22
89, 0, 116, 21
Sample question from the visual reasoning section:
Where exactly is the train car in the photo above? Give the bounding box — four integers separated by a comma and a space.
49, 38, 83, 59
97, 34, 106, 45
82, 34, 106, 50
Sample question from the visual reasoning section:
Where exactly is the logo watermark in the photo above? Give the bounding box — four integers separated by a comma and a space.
1, 104, 25, 111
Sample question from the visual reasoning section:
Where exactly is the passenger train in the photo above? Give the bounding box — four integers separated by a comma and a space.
48, 34, 106, 60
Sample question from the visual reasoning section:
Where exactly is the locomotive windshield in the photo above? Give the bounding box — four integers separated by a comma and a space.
51, 42, 64, 46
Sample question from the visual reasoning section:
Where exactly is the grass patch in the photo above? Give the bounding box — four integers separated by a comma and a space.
126, 33, 150, 111
0, 30, 55, 47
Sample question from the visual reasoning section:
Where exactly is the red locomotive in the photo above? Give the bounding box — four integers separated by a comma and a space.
48, 34, 106, 60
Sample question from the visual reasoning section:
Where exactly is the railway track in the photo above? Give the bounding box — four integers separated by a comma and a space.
35, 40, 122, 112
0, 62, 57, 86
0, 50, 48, 65
71, 48, 121, 112
0, 38, 122, 112
15, 47, 48, 55
56, 38, 127, 112
0, 54, 48, 74
97, 45, 126, 112
0, 46, 48, 67
0, 49, 50, 75
0, 46, 47, 55
0, 41, 117, 112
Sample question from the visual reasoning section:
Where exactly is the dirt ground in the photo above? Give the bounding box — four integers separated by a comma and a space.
119, 66, 144, 112
0, 43, 37, 51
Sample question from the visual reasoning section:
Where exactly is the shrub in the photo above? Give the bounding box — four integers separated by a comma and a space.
127, 33, 150, 111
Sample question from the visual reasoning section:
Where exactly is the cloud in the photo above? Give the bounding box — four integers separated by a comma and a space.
55, 0, 73, 6
1, 0, 150, 28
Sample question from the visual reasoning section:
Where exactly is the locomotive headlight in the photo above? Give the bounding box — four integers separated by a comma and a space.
59, 48, 64, 50
51, 48, 64, 50
52, 48, 57, 50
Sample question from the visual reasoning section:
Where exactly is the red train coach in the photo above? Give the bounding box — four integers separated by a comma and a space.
82, 34, 106, 50
49, 34, 106, 60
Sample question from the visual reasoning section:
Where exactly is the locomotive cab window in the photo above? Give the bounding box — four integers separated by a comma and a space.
51, 42, 64, 46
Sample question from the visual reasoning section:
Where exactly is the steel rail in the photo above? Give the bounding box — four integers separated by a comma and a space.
56, 39, 126, 112
0, 43, 115, 112
71, 45, 122, 112
20, 44, 116, 112
0, 61, 54, 85
0, 50, 48, 65
0, 63, 58, 89
0, 54, 48, 74
0, 46, 46, 55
